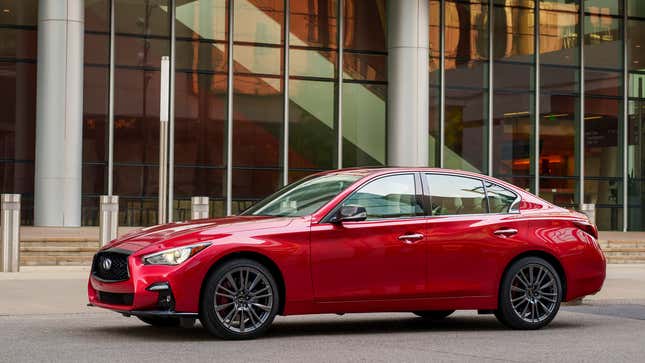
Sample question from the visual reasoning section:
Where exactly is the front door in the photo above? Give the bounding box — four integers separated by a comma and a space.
310, 173, 427, 302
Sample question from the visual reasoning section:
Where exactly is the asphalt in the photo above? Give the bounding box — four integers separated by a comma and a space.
1, 265, 644, 362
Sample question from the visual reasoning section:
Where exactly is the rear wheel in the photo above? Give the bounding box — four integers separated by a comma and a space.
413, 310, 455, 320
137, 316, 180, 327
200, 258, 280, 340
495, 257, 562, 330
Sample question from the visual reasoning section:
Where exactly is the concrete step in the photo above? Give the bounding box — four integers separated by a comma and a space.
605, 256, 645, 264
21, 241, 100, 249
20, 255, 94, 266
599, 240, 645, 249
21, 250, 97, 257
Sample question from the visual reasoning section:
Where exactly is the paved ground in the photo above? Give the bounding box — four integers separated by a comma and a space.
1, 265, 644, 362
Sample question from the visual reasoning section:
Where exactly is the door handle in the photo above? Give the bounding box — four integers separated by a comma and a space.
494, 228, 518, 237
398, 233, 424, 244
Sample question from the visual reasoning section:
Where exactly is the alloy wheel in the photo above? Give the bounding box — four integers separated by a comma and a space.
213, 266, 274, 333
509, 263, 559, 323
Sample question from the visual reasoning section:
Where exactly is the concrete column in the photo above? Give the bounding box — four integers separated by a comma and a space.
1, 194, 21, 272
387, 0, 429, 167
34, 0, 84, 226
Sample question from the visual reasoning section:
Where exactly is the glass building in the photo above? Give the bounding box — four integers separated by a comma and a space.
1, 0, 644, 231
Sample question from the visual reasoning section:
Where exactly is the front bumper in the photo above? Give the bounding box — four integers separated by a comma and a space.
87, 249, 204, 316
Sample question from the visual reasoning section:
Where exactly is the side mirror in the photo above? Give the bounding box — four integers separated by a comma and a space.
332, 205, 367, 223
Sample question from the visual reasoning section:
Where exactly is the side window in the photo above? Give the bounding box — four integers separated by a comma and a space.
425, 174, 487, 216
485, 182, 519, 213
341, 174, 423, 220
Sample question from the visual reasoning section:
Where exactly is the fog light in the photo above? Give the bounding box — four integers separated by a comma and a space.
146, 282, 175, 310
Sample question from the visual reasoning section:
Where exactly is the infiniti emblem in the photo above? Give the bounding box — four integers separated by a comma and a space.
101, 258, 112, 271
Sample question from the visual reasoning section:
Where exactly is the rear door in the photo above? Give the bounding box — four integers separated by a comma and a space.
423, 173, 527, 298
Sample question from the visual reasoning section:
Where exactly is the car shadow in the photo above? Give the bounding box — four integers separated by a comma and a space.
88, 314, 585, 341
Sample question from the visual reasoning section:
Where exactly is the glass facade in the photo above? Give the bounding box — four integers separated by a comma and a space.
0, 0, 643, 231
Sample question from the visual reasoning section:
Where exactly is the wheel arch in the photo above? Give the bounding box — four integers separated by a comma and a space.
498, 250, 567, 303
199, 250, 287, 315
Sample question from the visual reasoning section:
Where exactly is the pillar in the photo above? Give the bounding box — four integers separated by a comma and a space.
387, 0, 429, 167
34, 0, 84, 226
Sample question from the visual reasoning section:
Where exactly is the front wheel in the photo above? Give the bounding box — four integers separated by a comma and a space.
200, 258, 280, 340
495, 257, 562, 330
413, 310, 455, 320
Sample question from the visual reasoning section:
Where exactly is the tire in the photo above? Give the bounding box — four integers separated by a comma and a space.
137, 316, 180, 327
413, 310, 455, 320
200, 258, 280, 340
495, 256, 562, 330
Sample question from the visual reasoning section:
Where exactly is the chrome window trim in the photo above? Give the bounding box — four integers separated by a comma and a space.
320, 172, 425, 224
423, 172, 521, 217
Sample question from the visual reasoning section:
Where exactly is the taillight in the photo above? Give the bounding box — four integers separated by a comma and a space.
573, 220, 598, 239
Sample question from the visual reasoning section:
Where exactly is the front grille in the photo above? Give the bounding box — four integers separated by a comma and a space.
92, 251, 130, 282
97, 291, 134, 306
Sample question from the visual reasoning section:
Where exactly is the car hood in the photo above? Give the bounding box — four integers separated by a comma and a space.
103, 215, 296, 253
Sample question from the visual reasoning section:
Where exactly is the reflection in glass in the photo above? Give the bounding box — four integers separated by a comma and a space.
493, 5, 534, 61
426, 173, 487, 216
493, 92, 533, 189
628, 97, 645, 230
343, 0, 386, 52
445, 1, 489, 64
115, 0, 169, 36
539, 95, 579, 206
234, 0, 284, 44
584, 14, 622, 70
444, 88, 488, 173
627, 20, 644, 73
540, 9, 579, 66
290, 0, 338, 48
342, 83, 386, 167
584, 97, 622, 230
289, 80, 337, 174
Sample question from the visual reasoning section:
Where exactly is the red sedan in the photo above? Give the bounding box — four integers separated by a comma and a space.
88, 168, 606, 339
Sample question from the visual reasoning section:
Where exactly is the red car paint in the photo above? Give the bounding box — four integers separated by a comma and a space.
88, 168, 606, 316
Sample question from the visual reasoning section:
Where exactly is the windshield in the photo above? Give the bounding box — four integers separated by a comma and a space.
242, 173, 362, 217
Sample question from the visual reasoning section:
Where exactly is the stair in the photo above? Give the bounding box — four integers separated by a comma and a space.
17, 227, 138, 266
599, 240, 645, 264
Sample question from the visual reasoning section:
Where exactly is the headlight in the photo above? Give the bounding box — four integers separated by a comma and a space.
142, 243, 211, 265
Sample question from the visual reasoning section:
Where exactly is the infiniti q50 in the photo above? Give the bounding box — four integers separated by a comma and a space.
88, 168, 606, 339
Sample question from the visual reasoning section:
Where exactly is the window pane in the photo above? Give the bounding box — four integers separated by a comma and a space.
175, 0, 228, 41
540, 9, 580, 66
444, 88, 488, 173
629, 1, 645, 18
343, 174, 422, 219
485, 182, 519, 213
0, 29, 37, 59
290, 0, 338, 48
445, 1, 489, 62
343, 0, 386, 52
584, 14, 622, 70
628, 99, 645, 230
493, 92, 533, 180
493, 5, 535, 61
585, 0, 622, 16
342, 83, 386, 167
234, 0, 284, 44
115, 0, 170, 36
0, 0, 38, 26
627, 19, 645, 73
426, 174, 487, 215
290, 48, 336, 78
289, 79, 337, 173
539, 94, 580, 205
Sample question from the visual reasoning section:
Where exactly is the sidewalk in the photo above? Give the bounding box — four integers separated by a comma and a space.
1, 265, 644, 316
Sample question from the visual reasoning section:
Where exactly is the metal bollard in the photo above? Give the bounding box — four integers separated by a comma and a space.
580, 203, 596, 226
100, 195, 119, 246
1, 194, 21, 272
191, 196, 210, 220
